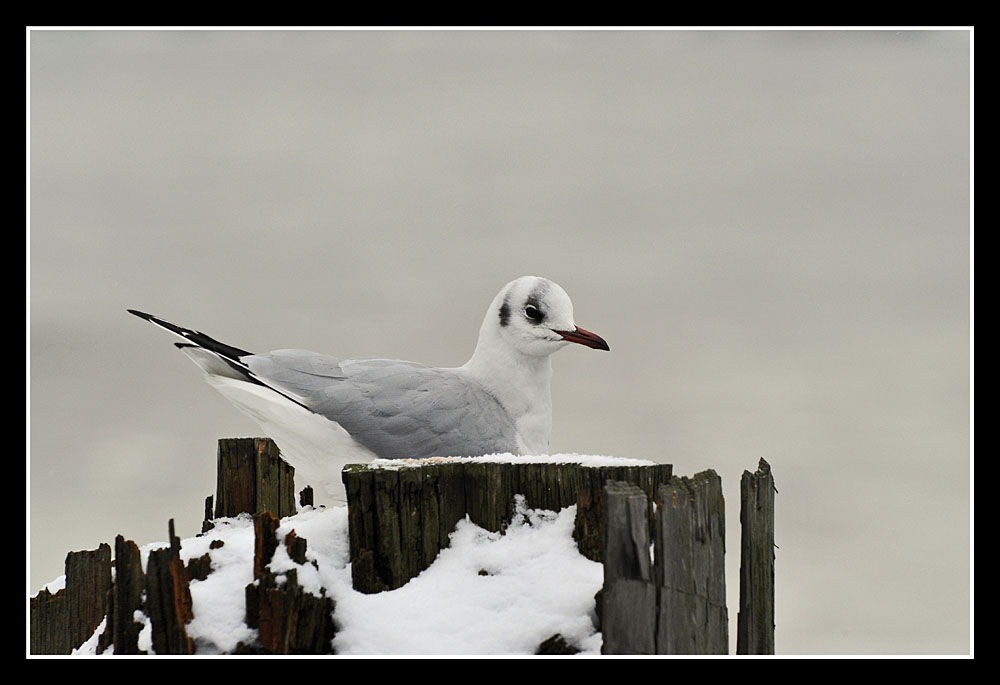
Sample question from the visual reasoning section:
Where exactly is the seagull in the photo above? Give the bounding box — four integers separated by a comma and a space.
129, 276, 609, 504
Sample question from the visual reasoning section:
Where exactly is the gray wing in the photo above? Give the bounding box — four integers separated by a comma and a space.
243, 349, 520, 460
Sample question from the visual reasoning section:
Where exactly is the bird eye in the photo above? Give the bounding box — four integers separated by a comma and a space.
523, 305, 544, 322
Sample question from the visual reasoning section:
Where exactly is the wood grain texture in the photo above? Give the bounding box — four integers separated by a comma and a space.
144, 521, 195, 655
343, 460, 673, 594
214, 438, 296, 519
737, 458, 776, 654
654, 472, 728, 654
601, 481, 656, 654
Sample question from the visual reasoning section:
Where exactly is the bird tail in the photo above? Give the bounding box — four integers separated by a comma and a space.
127, 309, 309, 409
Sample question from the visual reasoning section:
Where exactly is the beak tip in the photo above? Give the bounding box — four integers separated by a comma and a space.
557, 326, 610, 351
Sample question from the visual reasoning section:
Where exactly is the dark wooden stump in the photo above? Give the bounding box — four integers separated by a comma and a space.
244, 511, 336, 654
30, 543, 112, 655
299, 486, 314, 508
32, 436, 773, 656
65, 543, 113, 652
737, 458, 776, 654
214, 438, 296, 519
109, 535, 146, 654
343, 459, 673, 594
654, 471, 728, 654
600, 481, 657, 654
144, 520, 195, 655
29, 586, 69, 655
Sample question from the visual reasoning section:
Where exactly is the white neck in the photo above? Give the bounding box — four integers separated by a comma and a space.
457, 310, 554, 455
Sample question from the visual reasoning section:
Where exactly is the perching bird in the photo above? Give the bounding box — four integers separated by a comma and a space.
129, 276, 609, 503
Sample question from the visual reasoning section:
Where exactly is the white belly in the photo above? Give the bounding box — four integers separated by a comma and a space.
206, 376, 377, 505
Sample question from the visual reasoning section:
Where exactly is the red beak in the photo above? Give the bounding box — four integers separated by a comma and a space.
555, 326, 610, 351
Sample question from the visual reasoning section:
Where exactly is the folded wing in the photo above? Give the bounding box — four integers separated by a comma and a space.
244, 350, 520, 460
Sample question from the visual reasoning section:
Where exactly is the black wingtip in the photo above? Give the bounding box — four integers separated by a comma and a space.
128, 308, 255, 359
127, 309, 154, 321
131, 310, 308, 411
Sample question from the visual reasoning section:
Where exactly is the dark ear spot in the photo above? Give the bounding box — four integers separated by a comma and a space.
498, 300, 511, 327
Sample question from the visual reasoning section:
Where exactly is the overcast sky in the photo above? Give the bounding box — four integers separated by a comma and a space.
28, 28, 971, 655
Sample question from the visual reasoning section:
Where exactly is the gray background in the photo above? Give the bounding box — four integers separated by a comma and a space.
28, 29, 971, 654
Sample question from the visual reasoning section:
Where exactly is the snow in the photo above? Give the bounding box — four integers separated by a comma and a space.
369, 453, 655, 470
182, 516, 259, 653
59, 459, 614, 655
41, 576, 65, 594
332, 497, 602, 655
135, 610, 152, 653
72, 617, 108, 655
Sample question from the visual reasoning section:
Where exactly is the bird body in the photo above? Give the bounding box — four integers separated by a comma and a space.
130, 276, 609, 503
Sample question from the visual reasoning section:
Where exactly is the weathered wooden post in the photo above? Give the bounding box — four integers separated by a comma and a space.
30, 438, 315, 655
342, 459, 673, 594
30, 543, 113, 655
600, 481, 657, 654
244, 511, 336, 654
655, 471, 728, 654
65, 544, 113, 652
33, 434, 775, 656
29, 585, 69, 654
737, 458, 776, 654
144, 520, 195, 655
213, 438, 296, 520
109, 535, 145, 654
